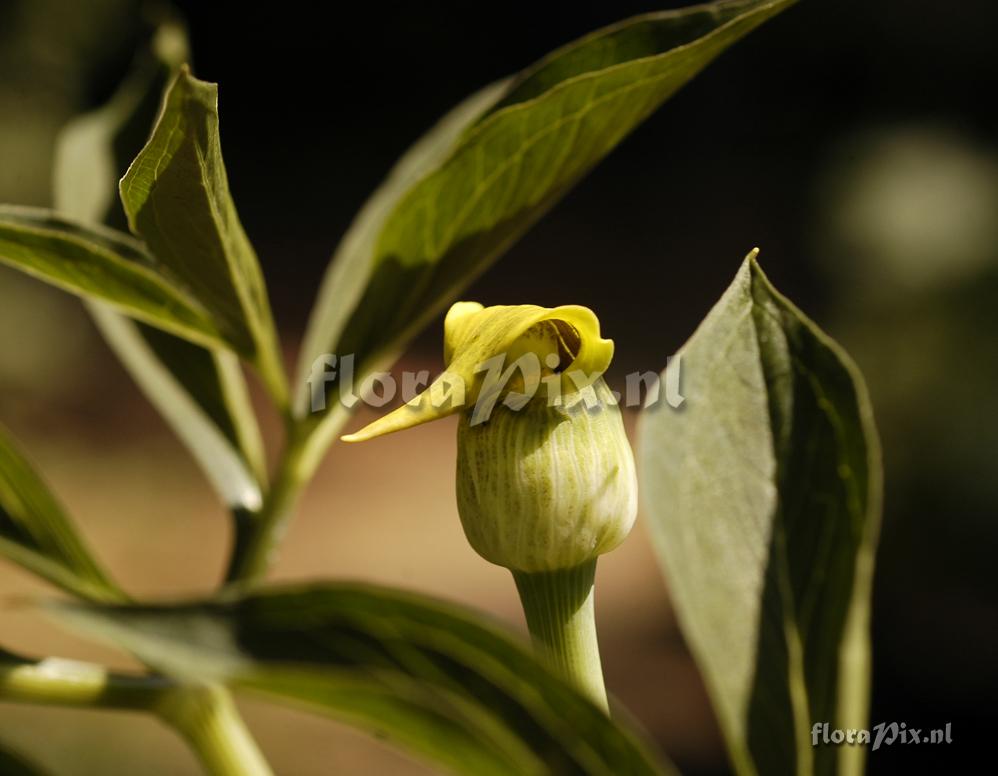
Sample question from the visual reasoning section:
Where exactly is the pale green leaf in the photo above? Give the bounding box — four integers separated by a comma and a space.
0, 424, 124, 602
120, 67, 287, 405
49, 583, 674, 776
54, 20, 266, 509
89, 312, 265, 510
638, 254, 882, 776
296, 0, 795, 439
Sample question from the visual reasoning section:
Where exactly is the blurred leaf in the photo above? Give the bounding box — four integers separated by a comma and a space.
90, 312, 265, 510
296, 0, 794, 433
638, 254, 882, 776
52, 18, 189, 229
120, 67, 287, 404
0, 206, 230, 351
49, 583, 673, 776
54, 20, 267, 508
0, 424, 123, 602
0, 740, 49, 776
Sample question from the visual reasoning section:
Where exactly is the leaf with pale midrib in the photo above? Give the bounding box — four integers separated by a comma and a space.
48, 583, 676, 776
639, 254, 882, 776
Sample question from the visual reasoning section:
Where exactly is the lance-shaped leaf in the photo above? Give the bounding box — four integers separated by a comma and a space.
54, 20, 266, 509
0, 206, 228, 350
48, 583, 674, 776
296, 0, 795, 431
120, 67, 287, 405
0, 425, 124, 602
638, 254, 882, 776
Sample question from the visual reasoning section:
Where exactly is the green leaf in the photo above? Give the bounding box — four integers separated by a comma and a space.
48, 583, 674, 776
52, 18, 190, 229
638, 254, 882, 776
89, 312, 266, 510
0, 206, 229, 350
0, 424, 124, 602
296, 0, 795, 431
120, 67, 287, 405
53, 20, 267, 509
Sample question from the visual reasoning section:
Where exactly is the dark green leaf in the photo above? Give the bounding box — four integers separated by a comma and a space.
0, 424, 124, 602
0, 206, 228, 350
54, 20, 267, 508
49, 583, 674, 776
120, 67, 286, 404
638, 254, 882, 776
296, 0, 795, 435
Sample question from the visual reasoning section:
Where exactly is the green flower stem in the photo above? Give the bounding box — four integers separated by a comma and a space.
511, 559, 609, 712
156, 684, 272, 776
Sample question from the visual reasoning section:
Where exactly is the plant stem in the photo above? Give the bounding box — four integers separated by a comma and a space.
511, 559, 609, 712
1, 658, 269, 775
20, 555, 271, 775
224, 407, 348, 585
253, 331, 291, 416
156, 684, 272, 776
224, 437, 306, 585
0, 655, 173, 709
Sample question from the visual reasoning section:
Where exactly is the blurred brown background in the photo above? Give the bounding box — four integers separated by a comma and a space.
1, 0, 997, 773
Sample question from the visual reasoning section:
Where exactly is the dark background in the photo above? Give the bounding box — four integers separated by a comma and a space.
2, 1, 997, 773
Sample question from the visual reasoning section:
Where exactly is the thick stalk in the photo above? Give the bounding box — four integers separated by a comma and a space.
511, 559, 608, 712
156, 684, 272, 776
1, 659, 269, 775
0, 656, 172, 709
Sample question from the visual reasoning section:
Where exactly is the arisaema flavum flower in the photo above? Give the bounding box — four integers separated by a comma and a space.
343, 302, 638, 711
